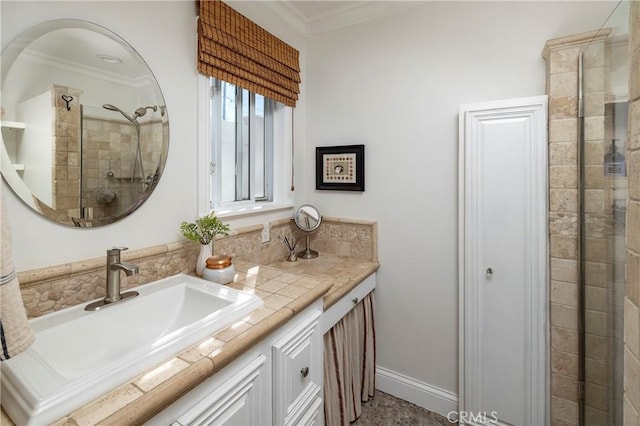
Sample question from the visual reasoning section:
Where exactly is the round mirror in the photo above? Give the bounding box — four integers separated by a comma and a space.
294, 204, 321, 232
1, 19, 169, 227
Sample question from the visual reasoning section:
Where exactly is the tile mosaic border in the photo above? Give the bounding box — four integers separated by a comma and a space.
17, 217, 377, 318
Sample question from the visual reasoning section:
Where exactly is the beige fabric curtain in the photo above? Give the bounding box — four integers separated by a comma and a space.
197, 0, 301, 107
324, 292, 376, 425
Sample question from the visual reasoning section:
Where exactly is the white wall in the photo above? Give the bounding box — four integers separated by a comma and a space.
17, 92, 53, 206
304, 0, 617, 405
1, 1, 306, 272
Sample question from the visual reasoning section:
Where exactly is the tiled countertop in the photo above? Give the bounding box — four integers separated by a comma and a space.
1, 254, 378, 426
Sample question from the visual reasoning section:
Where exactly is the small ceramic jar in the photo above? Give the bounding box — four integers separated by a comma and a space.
202, 255, 235, 284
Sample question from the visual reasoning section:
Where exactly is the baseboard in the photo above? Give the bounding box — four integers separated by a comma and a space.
375, 366, 458, 418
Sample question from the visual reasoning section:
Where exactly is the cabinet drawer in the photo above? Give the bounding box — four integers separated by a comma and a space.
322, 272, 376, 334
272, 309, 322, 425
287, 395, 322, 426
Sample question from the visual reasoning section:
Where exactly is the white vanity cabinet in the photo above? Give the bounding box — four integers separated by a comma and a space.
152, 300, 323, 425
172, 354, 267, 425
152, 348, 270, 426
272, 308, 322, 426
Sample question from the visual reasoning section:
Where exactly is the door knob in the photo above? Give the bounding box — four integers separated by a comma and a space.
486, 267, 494, 278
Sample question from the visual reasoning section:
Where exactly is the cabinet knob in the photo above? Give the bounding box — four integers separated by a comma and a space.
352, 297, 359, 305
300, 366, 309, 378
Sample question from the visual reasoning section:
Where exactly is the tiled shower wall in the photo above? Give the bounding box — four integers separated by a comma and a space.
16, 217, 377, 319
81, 117, 135, 219
624, 2, 640, 424
81, 117, 165, 220
51, 85, 82, 217
33, 85, 84, 226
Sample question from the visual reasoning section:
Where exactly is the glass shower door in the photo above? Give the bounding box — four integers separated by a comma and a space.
581, 15, 629, 425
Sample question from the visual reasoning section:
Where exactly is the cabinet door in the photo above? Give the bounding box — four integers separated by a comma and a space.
459, 97, 547, 425
272, 309, 322, 426
172, 355, 266, 426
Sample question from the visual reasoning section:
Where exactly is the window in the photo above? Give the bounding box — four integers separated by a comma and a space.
198, 76, 293, 217
215, 79, 273, 204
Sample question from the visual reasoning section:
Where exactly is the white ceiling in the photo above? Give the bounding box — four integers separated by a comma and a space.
24, 28, 147, 81
265, 1, 426, 38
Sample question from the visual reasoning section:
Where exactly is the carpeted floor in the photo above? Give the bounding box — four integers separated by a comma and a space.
352, 391, 455, 425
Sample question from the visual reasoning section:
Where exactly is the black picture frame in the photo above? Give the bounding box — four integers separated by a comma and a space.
315, 144, 365, 191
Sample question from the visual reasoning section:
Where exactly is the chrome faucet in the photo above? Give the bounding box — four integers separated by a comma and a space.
85, 247, 140, 311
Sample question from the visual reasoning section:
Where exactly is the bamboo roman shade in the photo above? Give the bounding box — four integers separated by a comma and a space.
197, 0, 301, 107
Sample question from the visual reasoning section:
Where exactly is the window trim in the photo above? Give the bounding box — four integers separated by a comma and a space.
235, 87, 247, 201
197, 75, 293, 218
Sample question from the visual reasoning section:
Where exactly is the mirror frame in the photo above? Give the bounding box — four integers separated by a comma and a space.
293, 204, 322, 232
1, 19, 169, 228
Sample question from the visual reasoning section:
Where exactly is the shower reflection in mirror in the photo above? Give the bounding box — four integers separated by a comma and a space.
1, 19, 170, 228
79, 102, 166, 222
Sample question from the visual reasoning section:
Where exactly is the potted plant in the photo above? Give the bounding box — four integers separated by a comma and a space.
180, 212, 230, 276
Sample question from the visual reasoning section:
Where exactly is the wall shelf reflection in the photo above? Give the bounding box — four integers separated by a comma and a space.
1, 121, 26, 131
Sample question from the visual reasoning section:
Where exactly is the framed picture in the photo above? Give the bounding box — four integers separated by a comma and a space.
315, 144, 365, 191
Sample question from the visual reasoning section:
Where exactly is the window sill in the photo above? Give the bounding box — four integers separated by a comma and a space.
214, 202, 294, 220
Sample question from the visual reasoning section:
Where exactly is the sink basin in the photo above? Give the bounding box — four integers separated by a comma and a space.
0, 274, 263, 425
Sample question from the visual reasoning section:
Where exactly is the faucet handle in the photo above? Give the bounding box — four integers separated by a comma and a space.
107, 247, 129, 256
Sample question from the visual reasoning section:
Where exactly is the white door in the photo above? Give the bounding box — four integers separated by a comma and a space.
458, 96, 548, 426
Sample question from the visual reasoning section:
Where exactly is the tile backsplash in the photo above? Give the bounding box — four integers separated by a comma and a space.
17, 217, 377, 318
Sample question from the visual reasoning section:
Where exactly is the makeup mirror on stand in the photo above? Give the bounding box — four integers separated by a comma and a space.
293, 204, 321, 259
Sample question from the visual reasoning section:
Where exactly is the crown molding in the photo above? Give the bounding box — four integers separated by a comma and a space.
262, 1, 311, 37
264, 1, 425, 38
22, 49, 148, 89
